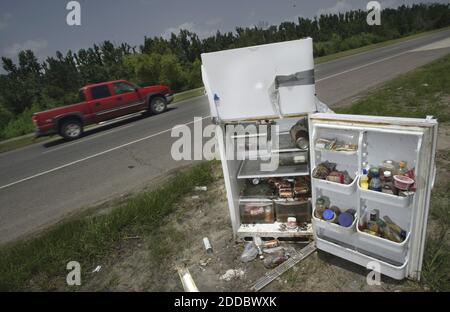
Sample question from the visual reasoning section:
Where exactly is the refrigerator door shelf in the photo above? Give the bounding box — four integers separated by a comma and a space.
316, 236, 408, 280
358, 176, 414, 208
356, 222, 410, 256
237, 222, 313, 239
312, 175, 359, 196
313, 213, 357, 247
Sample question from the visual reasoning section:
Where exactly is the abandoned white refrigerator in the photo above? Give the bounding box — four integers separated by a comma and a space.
201, 38, 438, 281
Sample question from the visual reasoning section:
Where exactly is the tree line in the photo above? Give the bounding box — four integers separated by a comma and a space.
0, 3, 449, 139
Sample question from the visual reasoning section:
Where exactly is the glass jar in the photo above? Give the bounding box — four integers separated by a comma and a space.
369, 172, 382, 192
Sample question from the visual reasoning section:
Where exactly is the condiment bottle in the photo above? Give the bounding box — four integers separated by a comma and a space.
369, 172, 382, 192
360, 174, 369, 190
398, 161, 408, 176
322, 209, 337, 223
381, 171, 397, 195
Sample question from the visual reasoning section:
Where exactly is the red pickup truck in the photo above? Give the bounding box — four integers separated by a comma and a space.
33, 80, 174, 140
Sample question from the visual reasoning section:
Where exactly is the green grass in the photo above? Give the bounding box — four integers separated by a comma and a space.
315, 26, 450, 65
335, 53, 450, 122
0, 161, 216, 291
0, 135, 53, 154
173, 87, 205, 103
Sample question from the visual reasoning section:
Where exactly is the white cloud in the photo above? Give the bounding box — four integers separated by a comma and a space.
316, 0, 359, 16
3, 39, 48, 58
0, 13, 12, 31
161, 19, 223, 39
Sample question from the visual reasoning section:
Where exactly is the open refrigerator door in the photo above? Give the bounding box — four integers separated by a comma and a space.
309, 113, 438, 280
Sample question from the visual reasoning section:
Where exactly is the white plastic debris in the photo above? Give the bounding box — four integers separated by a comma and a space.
177, 266, 199, 292
203, 237, 213, 253
191, 195, 200, 199
92, 265, 102, 273
194, 186, 208, 191
220, 269, 245, 281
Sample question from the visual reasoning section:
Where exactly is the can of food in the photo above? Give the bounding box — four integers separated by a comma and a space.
287, 217, 297, 229
264, 240, 280, 248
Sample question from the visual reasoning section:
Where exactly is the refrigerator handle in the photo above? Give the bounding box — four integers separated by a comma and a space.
431, 164, 436, 189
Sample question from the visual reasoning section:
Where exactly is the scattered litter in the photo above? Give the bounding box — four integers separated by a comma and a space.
124, 236, 140, 240
263, 250, 288, 269
422, 83, 429, 87
177, 266, 199, 292
199, 258, 212, 267
220, 269, 245, 281
203, 237, 213, 254
92, 265, 102, 273
263, 246, 285, 254
263, 239, 279, 249
194, 186, 208, 191
191, 195, 200, 199
252, 242, 316, 291
240, 242, 258, 262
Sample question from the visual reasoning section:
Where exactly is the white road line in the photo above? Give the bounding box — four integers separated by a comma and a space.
0, 116, 210, 190
41, 123, 135, 154
316, 50, 410, 82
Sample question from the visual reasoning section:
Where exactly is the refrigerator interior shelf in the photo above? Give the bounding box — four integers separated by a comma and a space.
357, 177, 413, 208
314, 147, 358, 155
237, 222, 313, 239
271, 132, 307, 153
237, 159, 309, 179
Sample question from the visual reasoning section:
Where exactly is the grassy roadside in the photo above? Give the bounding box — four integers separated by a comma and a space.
336, 53, 450, 291
315, 26, 450, 64
0, 161, 217, 291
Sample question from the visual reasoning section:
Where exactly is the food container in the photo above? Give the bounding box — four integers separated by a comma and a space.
323, 209, 337, 223
274, 199, 311, 223
240, 201, 274, 224
338, 212, 355, 228
393, 175, 414, 190
326, 171, 345, 184
287, 217, 297, 229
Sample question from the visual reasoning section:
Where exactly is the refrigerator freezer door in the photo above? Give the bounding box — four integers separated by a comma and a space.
309, 113, 438, 280
201, 39, 317, 122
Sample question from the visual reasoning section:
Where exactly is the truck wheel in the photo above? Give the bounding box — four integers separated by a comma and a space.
149, 96, 167, 114
60, 120, 83, 140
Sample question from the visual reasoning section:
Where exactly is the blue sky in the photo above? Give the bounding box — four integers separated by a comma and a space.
0, 0, 446, 62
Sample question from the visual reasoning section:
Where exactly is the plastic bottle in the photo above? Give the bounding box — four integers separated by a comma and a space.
369, 172, 382, 192
360, 169, 369, 189
398, 161, 408, 176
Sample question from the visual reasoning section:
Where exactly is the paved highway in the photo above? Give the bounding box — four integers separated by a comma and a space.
1, 29, 449, 244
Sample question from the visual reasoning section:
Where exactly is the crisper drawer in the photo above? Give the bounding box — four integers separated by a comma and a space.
239, 199, 275, 224
274, 199, 311, 223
